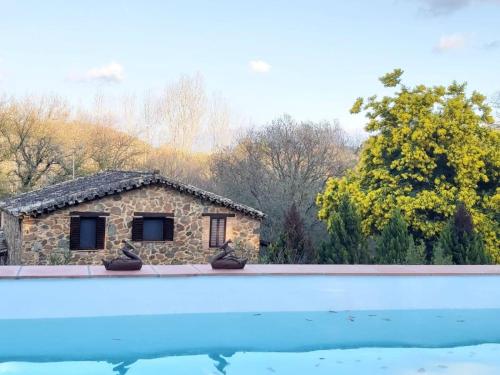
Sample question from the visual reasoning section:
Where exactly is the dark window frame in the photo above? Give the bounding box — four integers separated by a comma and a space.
79, 217, 97, 250
209, 216, 226, 248
131, 213, 174, 242
202, 213, 235, 218
142, 217, 165, 241
69, 213, 106, 251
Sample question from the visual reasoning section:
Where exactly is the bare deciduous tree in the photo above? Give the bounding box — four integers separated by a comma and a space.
140, 145, 211, 187
142, 74, 235, 152
155, 74, 207, 150
206, 93, 232, 150
85, 121, 145, 171
211, 114, 357, 243
0, 97, 68, 190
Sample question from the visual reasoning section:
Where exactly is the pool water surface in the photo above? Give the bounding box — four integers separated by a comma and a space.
1, 309, 500, 374
1, 275, 500, 374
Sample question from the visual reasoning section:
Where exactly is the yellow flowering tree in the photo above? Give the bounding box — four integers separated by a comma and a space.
317, 70, 500, 262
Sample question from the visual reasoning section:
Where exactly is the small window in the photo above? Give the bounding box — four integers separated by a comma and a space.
132, 215, 174, 242
79, 218, 97, 249
209, 217, 226, 248
143, 218, 164, 241
70, 215, 106, 250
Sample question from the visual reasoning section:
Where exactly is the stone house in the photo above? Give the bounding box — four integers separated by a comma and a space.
0, 170, 265, 265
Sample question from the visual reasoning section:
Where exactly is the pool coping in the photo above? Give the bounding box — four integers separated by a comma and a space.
1, 264, 500, 279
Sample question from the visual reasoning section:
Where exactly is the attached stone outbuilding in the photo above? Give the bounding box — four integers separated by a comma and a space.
0, 170, 264, 265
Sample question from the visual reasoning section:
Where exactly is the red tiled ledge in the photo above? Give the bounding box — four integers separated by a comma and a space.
1, 264, 500, 279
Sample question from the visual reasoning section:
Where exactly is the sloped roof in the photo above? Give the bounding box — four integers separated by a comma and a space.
0, 170, 265, 219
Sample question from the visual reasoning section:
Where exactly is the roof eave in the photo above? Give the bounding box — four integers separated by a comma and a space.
2, 178, 266, 219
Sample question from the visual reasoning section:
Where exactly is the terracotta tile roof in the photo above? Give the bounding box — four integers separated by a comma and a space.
0, 170, 265, 219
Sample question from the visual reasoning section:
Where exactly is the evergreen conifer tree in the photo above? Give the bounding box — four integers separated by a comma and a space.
376, 210, 412, 264
319, 194, 369, 264
263, 203, 313, 264
437, 203, 489, 264
431, 243, 453, 265
405, 239, 427, 265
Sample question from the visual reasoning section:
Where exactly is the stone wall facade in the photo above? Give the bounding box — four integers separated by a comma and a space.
16, 185, 261, 265
2, 212, 22, 264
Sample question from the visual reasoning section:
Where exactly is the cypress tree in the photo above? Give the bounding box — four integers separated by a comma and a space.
376, 210, 412, 264
437, 203, 489, 264
264, 203, 313, 264
319, 194, 369, 264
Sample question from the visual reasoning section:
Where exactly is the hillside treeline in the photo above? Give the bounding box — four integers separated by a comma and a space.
0, 93, 358, 252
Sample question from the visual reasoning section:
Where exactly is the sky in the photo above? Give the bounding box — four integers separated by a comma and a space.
0, 0, 499, 134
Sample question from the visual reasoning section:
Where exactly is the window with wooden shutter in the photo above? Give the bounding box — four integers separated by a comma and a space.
163, 217, 174, 241
70, 215, 106, 250
143, 218, 164, 241
69, 216, 81, 250
131, 217, 144, 241
95, 217, 106, 249
209, 217, 226, 248
132, 214, 174, 242
79, 218, 97, 249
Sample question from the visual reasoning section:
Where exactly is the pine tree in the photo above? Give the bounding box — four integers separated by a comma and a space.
376, 210, 412, 264
436, 203, 490, 265
319, 194, 369, 264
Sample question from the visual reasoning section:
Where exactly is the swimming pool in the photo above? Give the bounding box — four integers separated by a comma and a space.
1, 272, 500, 374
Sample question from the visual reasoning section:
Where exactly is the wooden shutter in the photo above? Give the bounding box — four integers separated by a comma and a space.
209, 217, 226, 247
209, 218, 217, 247
163, 217, 174, 241
95, 217, 106, 249
218, 218, 226, 245
131, 217, 144, 241
69, 216, 81, 250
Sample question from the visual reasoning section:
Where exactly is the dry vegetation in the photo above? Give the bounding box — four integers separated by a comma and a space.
0, 75, 359, 248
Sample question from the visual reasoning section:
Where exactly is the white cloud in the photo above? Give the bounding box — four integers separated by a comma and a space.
434, 33, 467, 52
69, 62, 124, 83
248, 59, 271, 73
86, 62, 124, 82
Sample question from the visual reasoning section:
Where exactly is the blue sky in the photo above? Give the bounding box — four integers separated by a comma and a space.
0, 0, 499, 133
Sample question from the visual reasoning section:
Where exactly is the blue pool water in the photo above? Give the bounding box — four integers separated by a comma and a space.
1, 276, 500, 374
1, 310, 500, 374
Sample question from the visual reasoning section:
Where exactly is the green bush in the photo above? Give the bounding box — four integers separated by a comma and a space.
431, 243, 453, 265
405, 240, 427, 265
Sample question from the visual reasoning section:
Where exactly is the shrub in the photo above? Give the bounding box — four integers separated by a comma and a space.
431, 243, 453, 265
405, 240, 427, 265
48, 249, 72, 265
